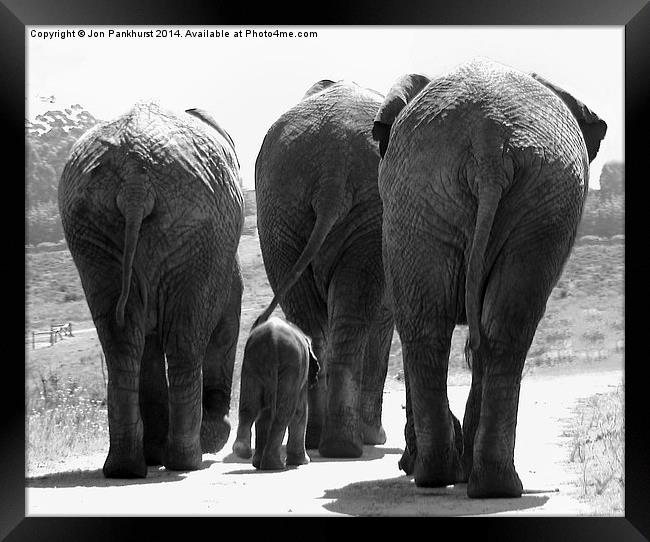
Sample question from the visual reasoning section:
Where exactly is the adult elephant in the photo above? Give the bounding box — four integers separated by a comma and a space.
254, 80, 394, 457
372, 58, 607, 497
59, 101, 244, 478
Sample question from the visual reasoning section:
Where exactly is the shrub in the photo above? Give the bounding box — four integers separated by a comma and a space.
567, 386, 624, 515
26, 201, 65, 245
578, 191, 624, 238
26, 375, 108, 471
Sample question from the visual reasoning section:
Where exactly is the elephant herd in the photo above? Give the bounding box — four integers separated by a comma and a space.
58, 57, 607, 499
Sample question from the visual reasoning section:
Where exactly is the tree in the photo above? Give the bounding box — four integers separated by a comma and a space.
598, 161, 624, 198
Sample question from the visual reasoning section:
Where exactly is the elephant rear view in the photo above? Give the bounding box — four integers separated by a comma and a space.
58, 101, 244, 478
233, 317, 319, 470
374, 59, 607, 498
254, 80, 394, 458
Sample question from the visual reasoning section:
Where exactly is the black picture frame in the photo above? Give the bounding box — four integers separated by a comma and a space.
7, 0, 648, 539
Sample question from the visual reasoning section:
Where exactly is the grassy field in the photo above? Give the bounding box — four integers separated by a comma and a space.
25, 230, 624, 475
564, 385, 624, 515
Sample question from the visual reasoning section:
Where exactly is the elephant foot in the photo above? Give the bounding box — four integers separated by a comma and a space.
200, 414, 231, 453
398, 446, 416, 475
413, 443, 464, 488
252, 451, 262, 469
259, 451, 285, 471
103, 449, 147, 479
233, 439, 252, 459
467, 460, 523, 498
414, 458, 463, 488
286, 451, 310, 466
319, 409, 363, 458
361, 422, 387, 445
163, 439, 202, 471
143, 439, 165, 466
319, 437, 363, 458
360, 391, 386, 445
319, 425, 363, 458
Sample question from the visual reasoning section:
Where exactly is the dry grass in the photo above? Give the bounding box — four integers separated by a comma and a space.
566, 386, 624, 515
26, 250, 93, 331
27, 372, 108, 470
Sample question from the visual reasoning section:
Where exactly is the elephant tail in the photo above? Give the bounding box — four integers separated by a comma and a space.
466, 182, 502, 351
261, 348, 279, 426
252, 212, 338, 330
115, 174, 155, 328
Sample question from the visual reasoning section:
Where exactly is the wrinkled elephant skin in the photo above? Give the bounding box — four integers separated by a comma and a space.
254, 81, 394, 457
233, 317, 319, 470
59, 102, 244, 478
375, 59, 606, 497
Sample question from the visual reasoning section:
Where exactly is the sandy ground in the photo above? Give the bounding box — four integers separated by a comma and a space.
25, 362, 623, 517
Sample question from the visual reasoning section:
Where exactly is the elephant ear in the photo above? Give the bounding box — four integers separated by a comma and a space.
302, 79, 338, 100
372, 73, 431, 158
530, 73, 608, 163
185, 108, 240, 167
305, 336, 320, 389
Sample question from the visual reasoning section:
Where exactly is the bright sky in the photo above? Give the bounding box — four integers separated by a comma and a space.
26, 26, 623, 189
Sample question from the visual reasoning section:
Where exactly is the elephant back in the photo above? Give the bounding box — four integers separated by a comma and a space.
387, 59, 589, 188
255, 81, 383, 204
60, 102, 243, 234
58, 101, 244, 320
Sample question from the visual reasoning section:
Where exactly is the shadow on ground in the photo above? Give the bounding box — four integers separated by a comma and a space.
321, 476, 550, 516
309, 446, 404, 463
222, 444, 402, 465
223, 445, 403, 474
26, 459, 219, 488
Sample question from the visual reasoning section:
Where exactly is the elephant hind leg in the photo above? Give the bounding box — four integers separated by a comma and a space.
318, 318, 367, 458
99, 318, 148, 479
202, 269, 242, 454
398, 356, 416, 475
233, 374, 263, 460
466, 340, 527, 498
402, 333, 464, 488
467, 235, 567, 498
260, 368, 303, 470
361, 311, 393, 445
162, 347, 203, 471
140, 334, 168, 466
252, 407, 272, 469
286, 386, 310, 466
461, 337, 482, 482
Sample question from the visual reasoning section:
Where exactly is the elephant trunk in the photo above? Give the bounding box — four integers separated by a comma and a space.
115, 174, 155, 328
466, 182, 502, 351
253, 212, 338, 329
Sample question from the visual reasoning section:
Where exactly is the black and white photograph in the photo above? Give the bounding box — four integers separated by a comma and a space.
23, 22, 629, 519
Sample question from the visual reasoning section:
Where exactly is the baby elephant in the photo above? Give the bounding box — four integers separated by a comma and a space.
233, 317, 319, 470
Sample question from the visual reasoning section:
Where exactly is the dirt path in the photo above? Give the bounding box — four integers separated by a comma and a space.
26, 363, 622, 516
